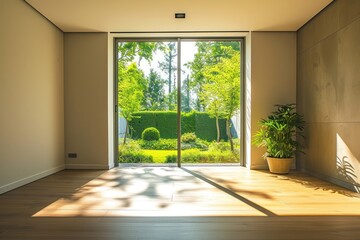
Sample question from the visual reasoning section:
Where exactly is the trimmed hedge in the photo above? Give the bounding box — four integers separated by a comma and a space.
129, 111, 228, 141
195, 112, 227, 141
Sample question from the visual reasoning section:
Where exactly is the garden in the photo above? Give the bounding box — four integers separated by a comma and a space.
117, 40, 241, 164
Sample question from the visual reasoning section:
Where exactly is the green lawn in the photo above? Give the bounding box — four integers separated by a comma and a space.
142, 149, 176, 163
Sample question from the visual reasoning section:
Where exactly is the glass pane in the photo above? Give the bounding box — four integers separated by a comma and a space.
117, 41, 178, 165
180, 40, 241, 165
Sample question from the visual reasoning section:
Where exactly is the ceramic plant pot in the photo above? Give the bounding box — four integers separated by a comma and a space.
267, 157, 293, 174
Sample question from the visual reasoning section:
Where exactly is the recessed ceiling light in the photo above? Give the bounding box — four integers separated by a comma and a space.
175, 13, 186, 19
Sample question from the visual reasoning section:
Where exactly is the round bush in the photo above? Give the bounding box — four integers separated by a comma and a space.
181, 132, 197, 143
142, 127, 160, 141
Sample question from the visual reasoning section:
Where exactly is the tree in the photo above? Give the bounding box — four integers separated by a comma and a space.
158, 42, 177, 109
181, 75, 191, 112
199, 84, 226, 142
186, 41, 240, 111
201, 49, 241, 151
143, 69, 166, 110
118, 63, 146, 144
118, 42, 159, 65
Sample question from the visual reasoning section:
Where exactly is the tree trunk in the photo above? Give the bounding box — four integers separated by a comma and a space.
216, 116, 220, 142
123, 120, 129, 145
226, 119, 234, 152
168, 52, 172, 109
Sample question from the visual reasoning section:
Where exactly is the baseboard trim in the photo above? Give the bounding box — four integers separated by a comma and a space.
65, 164, 111, 170
0, 165, 65, 195
249, 164, 268, 170
250, 161, 296, 170
306, 169, 360, 193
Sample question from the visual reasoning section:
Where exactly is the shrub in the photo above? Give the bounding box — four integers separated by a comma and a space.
119, 152, 153, 163
208, 141, 231, 152
165, 154, 177, 163
181, 132, 197, 143
195, 138, 210, 150
208, 140, 240, 152
142, 127, 160, 141
137, 138, 210, 150
138, 138, 177, 150
165, 149, 239, 164
182, 149, 239, 163
118, 141, 153, 163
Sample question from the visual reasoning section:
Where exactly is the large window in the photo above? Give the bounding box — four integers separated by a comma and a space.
116, 38, 243, 166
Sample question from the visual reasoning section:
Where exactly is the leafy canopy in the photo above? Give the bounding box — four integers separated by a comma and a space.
118, 63, 146, 122
201, 48, 241, 120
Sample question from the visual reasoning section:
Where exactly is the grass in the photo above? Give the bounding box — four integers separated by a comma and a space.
142, 149, 177, 163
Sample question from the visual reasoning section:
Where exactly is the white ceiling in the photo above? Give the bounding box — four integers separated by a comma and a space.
25, 0, 333, 32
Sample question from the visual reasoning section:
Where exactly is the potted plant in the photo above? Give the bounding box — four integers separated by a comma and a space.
253, 104, 305, 174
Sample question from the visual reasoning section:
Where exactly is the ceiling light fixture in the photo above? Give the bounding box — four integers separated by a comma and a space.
175, 13, 186, 19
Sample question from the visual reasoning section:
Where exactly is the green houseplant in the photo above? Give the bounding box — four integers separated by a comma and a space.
253, 104, 305, 174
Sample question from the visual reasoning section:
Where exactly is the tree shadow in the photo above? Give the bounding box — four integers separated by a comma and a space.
32, 167, 209, 216
267, 169, 360, 198
181, 167, 277, 216
336, 155, 360, 193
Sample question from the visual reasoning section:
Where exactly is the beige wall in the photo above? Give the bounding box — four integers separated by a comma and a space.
297, 0, 360, 191
249, 32, 297, 169
65, 32, 296, 170
0, 0, 64, 193
64, 33, 110, 169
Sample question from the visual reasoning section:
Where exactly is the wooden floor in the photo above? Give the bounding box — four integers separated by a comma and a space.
1, 166, 360, 239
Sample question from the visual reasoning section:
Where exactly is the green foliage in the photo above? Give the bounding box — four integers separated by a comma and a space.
142, 127, 160, 141
209, 141, 230, 152
164, 155, 177, 163
158, 42, 177, 109
181, 75, 191, 112
253, 104, 305, 158
208, 140, 240, 152
181, 111, 196, 134
118, 141, 153, 163
118, 63, 145, 122
137, 138, 209, 151
142, 150, 177, 163
181, 132, 197, 143
119, 152, 153, 163
129, 111, 227, 141
118, 63, 147, 144
118, 42, 159, 65
201, 49, 241, 150
195, 112, 228, 141
165, 149, 239, 163
143, 69, 166, 110
155, 111, 178, 137
185, 41, 240, 111
138, 138, 177, 150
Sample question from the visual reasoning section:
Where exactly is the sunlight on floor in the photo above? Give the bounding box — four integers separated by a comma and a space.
33, 167, 360, 217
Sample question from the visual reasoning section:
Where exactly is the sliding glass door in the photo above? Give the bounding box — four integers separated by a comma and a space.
116, 38, 243, 166
180, 40, 241, 165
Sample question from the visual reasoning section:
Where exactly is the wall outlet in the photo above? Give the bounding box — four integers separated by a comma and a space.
68, 153, 77, 158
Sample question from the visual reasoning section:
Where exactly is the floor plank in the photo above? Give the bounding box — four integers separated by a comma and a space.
1, 167, 360, 239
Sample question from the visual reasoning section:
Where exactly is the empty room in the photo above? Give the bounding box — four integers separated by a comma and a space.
1, 0, 360, 239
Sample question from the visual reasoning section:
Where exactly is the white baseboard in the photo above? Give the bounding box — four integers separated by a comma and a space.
0, 165, 65, 195
108, 162, 115, 169
65, 164, 111, 170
